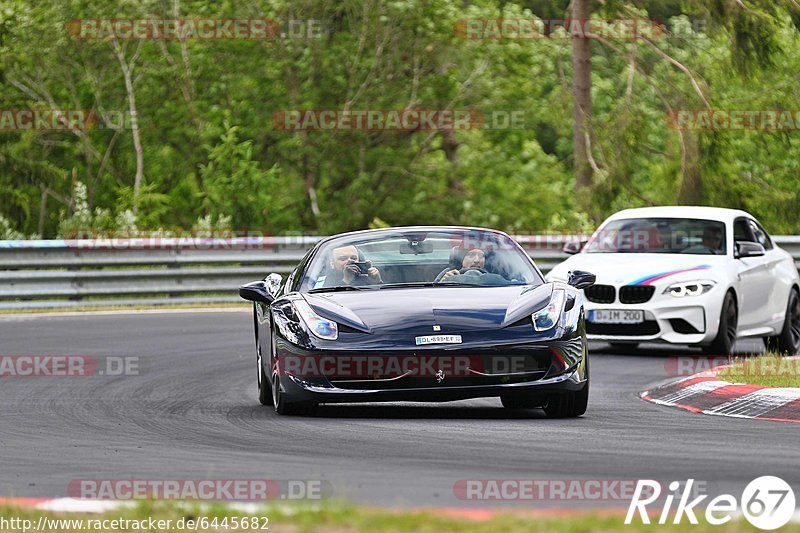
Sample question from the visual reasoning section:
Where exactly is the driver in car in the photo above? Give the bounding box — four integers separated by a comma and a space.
324, 244, 383, 286
440, 248, 486, 281
702, 226, 724, 253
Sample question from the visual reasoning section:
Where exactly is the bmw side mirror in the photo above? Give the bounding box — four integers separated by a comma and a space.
239, 279, 274, 304
568, 270, 596, 289
734, 241, 765, 259
563, 240, 587, 255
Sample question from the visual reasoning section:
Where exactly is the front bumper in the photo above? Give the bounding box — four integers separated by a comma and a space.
585, 290, 723, 345
283, 366, 587, 404
272, 334, 588, 404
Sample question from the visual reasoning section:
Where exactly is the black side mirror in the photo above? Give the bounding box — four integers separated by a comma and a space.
734, 241, 765, 259
568, 270, 596, 289
563, 240, 587, 255
239, 280, 274, 304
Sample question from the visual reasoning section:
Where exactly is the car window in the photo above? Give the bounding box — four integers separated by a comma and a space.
298, 229, 543, 292
583, 218, 726, 255
733, 219, 752, 242
284, 271, 295, 295
289, 249, 315, 292
748, 220, 773, 250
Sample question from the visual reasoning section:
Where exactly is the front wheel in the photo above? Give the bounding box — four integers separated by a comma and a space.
765, 289, 800, 355
255, 308, 273, 406
703, 291, 737, 355
542, 382, 589, 418
272, 371, 316, 416
257, 345, 273, 406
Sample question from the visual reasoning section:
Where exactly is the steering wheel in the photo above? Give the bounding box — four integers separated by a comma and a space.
459, 268, 488, 276
434, 267, 488, 283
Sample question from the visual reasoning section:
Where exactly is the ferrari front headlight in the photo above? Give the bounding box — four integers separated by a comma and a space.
293, 299, 338, 340
663, 280, 716, 298
532, 289, 566, 331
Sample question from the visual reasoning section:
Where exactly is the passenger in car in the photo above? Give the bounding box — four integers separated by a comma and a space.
322, 244, 383, 287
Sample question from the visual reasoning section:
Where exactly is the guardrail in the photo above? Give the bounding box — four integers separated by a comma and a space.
1, 235, 798, 310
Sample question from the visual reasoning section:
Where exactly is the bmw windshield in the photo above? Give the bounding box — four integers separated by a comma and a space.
299, 228, 544, 292
583, 218, 727, 255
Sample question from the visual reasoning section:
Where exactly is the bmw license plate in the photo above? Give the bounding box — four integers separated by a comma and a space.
415, 335, 462, 346
588, 309, 644, 324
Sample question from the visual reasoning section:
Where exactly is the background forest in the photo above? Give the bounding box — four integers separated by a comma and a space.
1, 0, 799, 239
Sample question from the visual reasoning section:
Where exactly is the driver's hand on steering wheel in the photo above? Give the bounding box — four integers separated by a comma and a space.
440, 269, 460, 281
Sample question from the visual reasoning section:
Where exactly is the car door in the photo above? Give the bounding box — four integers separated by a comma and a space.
732, 218, 771, 330
748, 219, 787, 326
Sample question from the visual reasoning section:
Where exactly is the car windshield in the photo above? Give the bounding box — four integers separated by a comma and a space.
299, 228, 544, 292
583, 218, 727, 255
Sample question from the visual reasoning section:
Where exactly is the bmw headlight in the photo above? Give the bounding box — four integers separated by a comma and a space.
532, 289, 566, 331
663, 280, 716, 298
293, 299, 338, 340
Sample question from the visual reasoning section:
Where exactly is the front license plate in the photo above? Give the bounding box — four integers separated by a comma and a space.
588, 309, 644, 324
415, 335, 463, 346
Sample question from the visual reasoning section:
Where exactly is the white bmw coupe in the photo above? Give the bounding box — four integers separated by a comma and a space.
547, 206, 800, 355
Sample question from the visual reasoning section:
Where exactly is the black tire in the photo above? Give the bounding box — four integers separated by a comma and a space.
703, 291, 737, 356
257, 346, 273, 406
255, 308, 274, 406
765, 289, 800, 355
500, 395, 543, 410
272, 371, 316, 416
542, 382, 589, 418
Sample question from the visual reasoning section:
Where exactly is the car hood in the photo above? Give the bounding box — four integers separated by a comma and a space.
547, 253, 729, 286
302, 284, 553, 334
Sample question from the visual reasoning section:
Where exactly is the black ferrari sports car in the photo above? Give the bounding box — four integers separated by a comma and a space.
240, 226, 595, 417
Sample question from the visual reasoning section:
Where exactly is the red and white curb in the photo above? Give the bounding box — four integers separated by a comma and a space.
641, 360, 800, 423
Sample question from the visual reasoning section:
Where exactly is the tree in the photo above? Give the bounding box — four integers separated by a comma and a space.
571, 0, 594, 215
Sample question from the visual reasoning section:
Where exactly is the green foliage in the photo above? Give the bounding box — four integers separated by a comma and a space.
1, 0, 800, 238
0, 214, 26, 239
57, 181, 139, 238
192, 213, 232, 237
199, 121, 298, 232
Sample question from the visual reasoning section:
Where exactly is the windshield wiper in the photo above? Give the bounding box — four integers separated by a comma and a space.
308, 285, 375, 293
379, 282, 490, 289
379, 282, 438, 289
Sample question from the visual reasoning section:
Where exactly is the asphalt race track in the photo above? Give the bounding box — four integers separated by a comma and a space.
0, 309, 797, 508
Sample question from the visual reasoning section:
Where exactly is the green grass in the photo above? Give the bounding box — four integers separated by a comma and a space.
717, 353, 800, 387
1, 501, 798, 533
